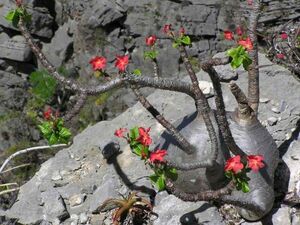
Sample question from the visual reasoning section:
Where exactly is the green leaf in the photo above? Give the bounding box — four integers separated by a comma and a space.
129, 127, 139, 141
241, 182, 250, 193
165, 167, 178, 181
149, 174, 159, 184
133, 69, 142, 76
227, 45, 252, 70
4, 10, 17, 22
132, 144, 143, 157
49, 133, 59, 145
172, 42, 179, 49
59, 127, 72, 139
38, 122, 53, 136
29, 70, 57, 102
180, 36, 191, 45
144, 50, 158, 60
156, 175, 165, 191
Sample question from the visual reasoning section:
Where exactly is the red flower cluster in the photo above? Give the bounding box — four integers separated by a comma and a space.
89, 56, 107, 71
43, 108, 53, 120
236, 26, 243, 36
149, 149, 167, 163
115, 55, 129, 72
224, 30, 234, 40
136, 127, 152, 146
179, 27, 185, 36
281, 32, 288, 40
225, 154, 265, 174
145, 35, 157, 46
163, 24, 172, 34
225, 155, 244, 173
276, 53, 285, 59
238, 37, 253, 50
247, 155, 264, 172
114, 128, 128, 138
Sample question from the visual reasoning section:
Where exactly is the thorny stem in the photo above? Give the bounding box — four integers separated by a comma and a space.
201, 58, 247, 158
229, 82, 254, 121
152, 58, 159, 78
131, 87, 195, 155
247, 0, 261, 113
17, 18, 195, 97
178, 45, 219, 166
166, 178, 235, 201
63, 92, 88, 122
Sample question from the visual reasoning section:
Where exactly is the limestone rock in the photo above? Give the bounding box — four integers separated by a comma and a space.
0, 35, 32, 62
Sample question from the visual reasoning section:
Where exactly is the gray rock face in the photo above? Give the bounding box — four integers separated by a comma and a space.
1, 53, 299, 224
0, 35, 32, 62
0, 0, 54, 38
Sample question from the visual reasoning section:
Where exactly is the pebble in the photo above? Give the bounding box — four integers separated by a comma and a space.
267, 117, 278, 126
79, 212, 89, 224
272, 107, 281, 114
260, 97, 270, 103
51, 171, 62, 181
69, 194, 86, 207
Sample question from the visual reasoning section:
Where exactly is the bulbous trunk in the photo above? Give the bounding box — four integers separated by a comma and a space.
158, 110, 279, 221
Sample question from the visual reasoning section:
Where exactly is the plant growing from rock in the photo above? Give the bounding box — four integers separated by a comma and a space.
94, 192, 153, 225
2, 0, 284, 222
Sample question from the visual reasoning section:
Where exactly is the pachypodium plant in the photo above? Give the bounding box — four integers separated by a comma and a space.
115, 127, 178, 191
3, 0, 283, 222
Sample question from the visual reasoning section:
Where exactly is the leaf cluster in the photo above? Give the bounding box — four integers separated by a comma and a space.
38, 118, 71, 145
227, 45, 252, 70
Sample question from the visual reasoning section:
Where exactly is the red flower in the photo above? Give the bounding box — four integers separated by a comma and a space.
281, 32, 288, 40
276, 53, 285, 59
179, 27, 185, 36
114, 128, 128, 138
43, 108, 52, 120
149, 149, 167, 163
236, 26, 243, 36
247, 155, 265, 172
224, 155, 244, 174
115, 55, 129, 72
238, 37, 253, 50
89, 56, 107, 71
224, 30, 234, 40
15, 0, 22, 7
163, 24, 172, 34
247, 0, 253, 5
145, 35, 157, 46
136, 127, 152, 146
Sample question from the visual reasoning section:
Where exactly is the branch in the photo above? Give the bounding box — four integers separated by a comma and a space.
63, 92, 88, 122
229, 82, 254, 121
152, 58, 159, 78
247, 0, 262, 113
0, 144, 68, 173
166, 178, 235, 201
201, 58, 247, 158
131, 87, 195, 155
178, 45, 219, 167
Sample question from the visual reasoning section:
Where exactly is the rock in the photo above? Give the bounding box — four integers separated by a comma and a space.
79, 212, 88, 224
2, 52, 300, 224
69, 194, 86, 207
260, 98, 270, 103
214, 64, 238, 82
270, 206, 291, 225
0, 1, 54, 38
199, 81, 214, 96
42, 21, 74, 67
41, 188, 69, 223
0, 35, 32, 62
267, 117, 278, 126
153, 195, 224, 225
271, 107, 281, 114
